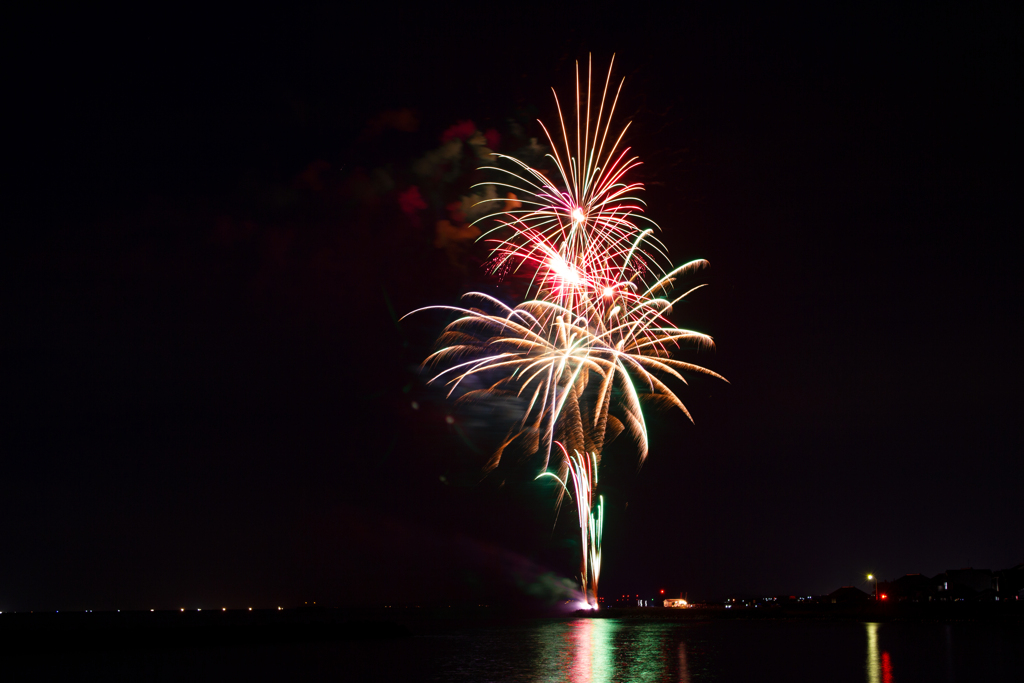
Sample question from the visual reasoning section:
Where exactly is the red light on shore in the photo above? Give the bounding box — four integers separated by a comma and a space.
880, 594, 888, 600
660, 590, 665, 594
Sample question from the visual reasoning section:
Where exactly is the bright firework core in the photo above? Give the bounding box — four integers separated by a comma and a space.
548, 253, 583, 286
571, 207, 586, 225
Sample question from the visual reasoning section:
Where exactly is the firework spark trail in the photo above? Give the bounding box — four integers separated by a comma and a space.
406, 55, 725, 606
537, 443, 603, 606
412, 282, 723, 462
474, 54, 672, 315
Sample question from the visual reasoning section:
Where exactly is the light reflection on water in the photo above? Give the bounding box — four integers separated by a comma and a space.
428, 616, 1022, 682
539, 620, 902, 683
865, 622, 895, 683
533, 619, 677, 682
535, 619, 902, 682
537, 619, 904, 683
678, 641, 691, 683
10, 614, 1023, 681
866, 622, 881, 683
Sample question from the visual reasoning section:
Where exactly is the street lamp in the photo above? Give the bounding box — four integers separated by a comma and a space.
867, 574, 877, 601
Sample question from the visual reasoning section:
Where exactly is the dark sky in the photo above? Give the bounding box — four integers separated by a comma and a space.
5, 5, 1022, 611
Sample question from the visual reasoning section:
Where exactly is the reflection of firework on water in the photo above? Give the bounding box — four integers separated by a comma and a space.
408, 56, 725, 606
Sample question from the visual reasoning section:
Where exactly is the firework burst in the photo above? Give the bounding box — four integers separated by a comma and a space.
407, 56, 725, 606
475, 54, 669, 314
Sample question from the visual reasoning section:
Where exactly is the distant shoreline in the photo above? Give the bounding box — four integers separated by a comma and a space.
2, 600, 1021, 654
0, 610, 412, 653
576, 603, 1024, 624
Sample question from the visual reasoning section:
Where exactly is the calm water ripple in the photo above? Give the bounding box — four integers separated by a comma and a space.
426, 617, 1022, 682
9, 616, 1023, 681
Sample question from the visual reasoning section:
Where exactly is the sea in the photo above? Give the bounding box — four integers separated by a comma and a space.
9, 615, 1024, 681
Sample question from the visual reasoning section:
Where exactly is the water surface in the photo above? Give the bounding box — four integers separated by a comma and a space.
13, 616, 1023, 681
424, 617, 1021, 682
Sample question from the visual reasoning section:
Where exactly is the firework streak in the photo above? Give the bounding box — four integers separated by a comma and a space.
407, 56, 725, 606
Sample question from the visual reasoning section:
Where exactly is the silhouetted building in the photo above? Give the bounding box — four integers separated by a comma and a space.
946, 568, 997, 592
891, 573, 932, 602
823, 563, 1023, 606
827, 586, 870, 603
996, 563, 1024, 598
932, 568, 999, 601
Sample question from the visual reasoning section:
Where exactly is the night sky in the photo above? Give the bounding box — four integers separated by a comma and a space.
5, 5, 1021, 612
